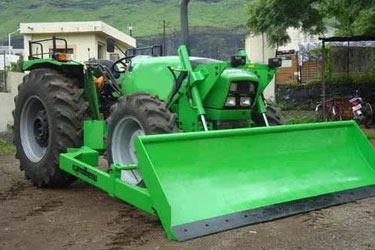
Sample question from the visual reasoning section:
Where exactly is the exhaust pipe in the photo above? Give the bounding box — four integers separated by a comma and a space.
180, 0, 190, 52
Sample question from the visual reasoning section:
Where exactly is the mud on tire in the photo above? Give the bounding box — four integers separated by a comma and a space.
13, 69, 88, 187
106, 94, 178, 184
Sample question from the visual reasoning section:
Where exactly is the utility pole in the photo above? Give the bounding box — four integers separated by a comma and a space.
128, 24, 133, 37
181, 0, 190, 53
162, 19, 166, 56
3, 51, 7, 92
8, 28, 20, 57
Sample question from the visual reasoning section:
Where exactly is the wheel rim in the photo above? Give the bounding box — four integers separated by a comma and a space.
20, 96, 49, 162
111, 116, 145, 185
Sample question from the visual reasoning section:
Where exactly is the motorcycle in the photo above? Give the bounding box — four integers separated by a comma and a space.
315, 93, 347, 121
349, 90, 373, 127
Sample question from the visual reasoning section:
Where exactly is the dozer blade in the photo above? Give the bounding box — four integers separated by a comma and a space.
135, 121, 375, 241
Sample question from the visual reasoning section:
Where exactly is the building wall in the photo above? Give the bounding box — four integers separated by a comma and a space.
246, 26, 336, 88
0, 46, 24, 56
278, 27, 336, 51
0, 55, 20, 70
95, 33, 125, 60
7, 72, 24, 96
0, 92, 14, 132
245, 33, 276, 100
278, 28, 320, 51
23, 32, 127, 62
0, 72, 25, 132
24, 33, 95, 61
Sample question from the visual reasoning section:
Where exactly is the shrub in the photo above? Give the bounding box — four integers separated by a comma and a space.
0, 140, 15, 154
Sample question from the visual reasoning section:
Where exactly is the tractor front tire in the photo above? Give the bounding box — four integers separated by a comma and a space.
106, 94, 178, 185
13, 69, 88, 187
252, 104, 284, 126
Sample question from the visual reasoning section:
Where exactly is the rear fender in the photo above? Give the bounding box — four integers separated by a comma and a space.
22, 59, 99, 119
22, 59, 85, 88
23, 58, 83, 71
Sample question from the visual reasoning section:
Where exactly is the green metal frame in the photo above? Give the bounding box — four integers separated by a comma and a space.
84, 70, 101, 120
60, 146, 155, 214
59, 119, 375, 240
119, 45, 276, 132
60, 120, 154, 212
22, 46, 278, 133
23, 58, 82, 71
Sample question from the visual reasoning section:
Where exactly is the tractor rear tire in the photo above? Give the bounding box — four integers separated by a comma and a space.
106, 94, 178, 185
252, 104, 284, 126
13, 69, 88, 187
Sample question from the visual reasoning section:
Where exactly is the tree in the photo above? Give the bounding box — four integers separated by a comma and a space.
352, 9, 375, 36
247, 0, 375, 46
323, 0, 375, 36
247, 0, 325, 46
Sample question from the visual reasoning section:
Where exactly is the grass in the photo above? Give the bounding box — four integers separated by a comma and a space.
362, 127, 375, 137
363, 129, 375, 147
363, 242, 375, 248
0, 0, 249, 42
366, 132, 375, 140
0, 139, 15, 154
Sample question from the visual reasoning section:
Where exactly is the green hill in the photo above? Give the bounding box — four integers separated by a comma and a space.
0, 0, 251, 59
0, 0, 249, 40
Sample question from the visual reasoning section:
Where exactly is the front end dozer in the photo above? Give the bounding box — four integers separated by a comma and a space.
60, 120, 375, 240
15, 35, 375, 242
135, 120, 375, 240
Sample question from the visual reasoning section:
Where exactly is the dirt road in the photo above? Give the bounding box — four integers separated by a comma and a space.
1, 126, 375, 250
1, 152, 375, 250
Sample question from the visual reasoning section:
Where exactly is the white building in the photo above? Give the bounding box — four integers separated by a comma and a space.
0, 46, 23, 70
245, 26, 336, 99
0, 21, 137, 132
20, 21, 136, 62
0, 46, 24, 56
0, 54, 20, 70
278, 27, 336, 51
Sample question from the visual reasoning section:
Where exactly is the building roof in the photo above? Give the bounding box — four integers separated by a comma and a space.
19, 21, 136, 48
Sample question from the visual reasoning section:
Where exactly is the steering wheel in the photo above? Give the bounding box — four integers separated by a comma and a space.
112, 56, 135, 74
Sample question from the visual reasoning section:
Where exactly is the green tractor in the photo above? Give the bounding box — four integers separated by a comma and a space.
13, 2, 375, 241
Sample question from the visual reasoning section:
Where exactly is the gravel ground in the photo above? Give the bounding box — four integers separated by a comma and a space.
1, 128, 375, 250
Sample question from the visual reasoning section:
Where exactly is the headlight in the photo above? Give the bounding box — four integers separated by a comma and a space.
225, 96, 236, 107
240, 97, 251, 107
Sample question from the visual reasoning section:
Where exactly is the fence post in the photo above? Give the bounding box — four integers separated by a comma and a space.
322, 40, 326, 120
347, 41, 350, 78
2, 50, 7, 92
